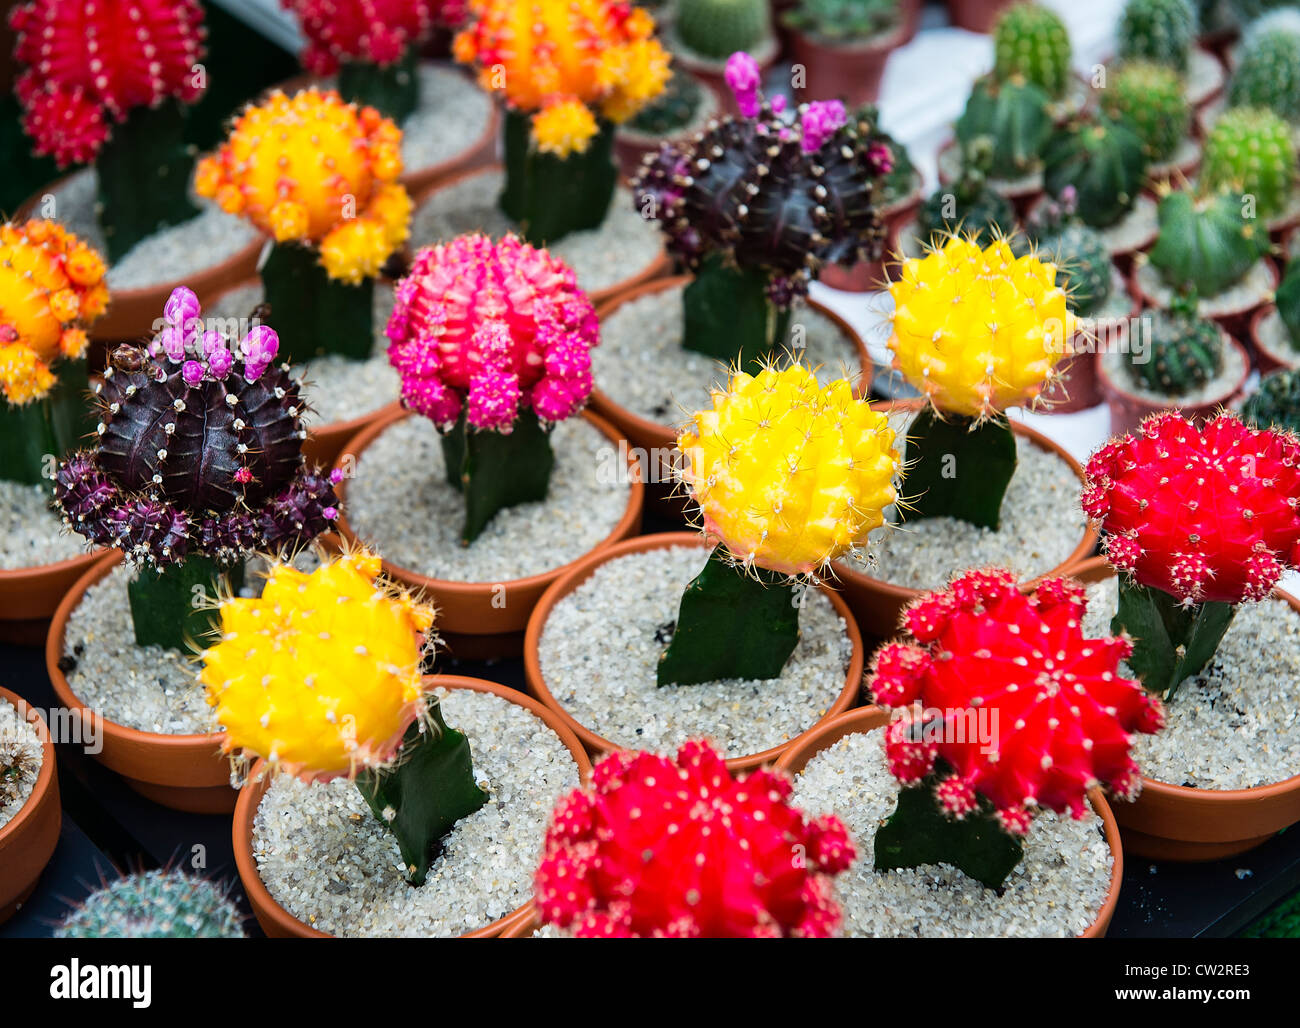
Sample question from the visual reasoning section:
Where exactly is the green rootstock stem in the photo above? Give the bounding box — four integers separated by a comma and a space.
682, 255, 791, 372
357, 703, 487, 886
0, 360, 92, 485
657, 546, 800, 687
874, 769, 1024, 891
440, 408, 555, 545
127, 557, 243, 653
96, 100, 201, 263
499, 108, 616, 246
261, 242, 375, 364
337, 46, 419, 124
1112, 578, 1237, 700
904, 407, 1016, 530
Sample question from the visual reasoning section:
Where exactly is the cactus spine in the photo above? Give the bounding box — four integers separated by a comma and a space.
993, 2, 1073, 99
955, 74, 1053, 180
1127, 306, 1224, 395
676, 0, 771, 58
1102, 60, 1191, 162
56, 870, 246, 938
1200, 106, 1297, 220
1025, 203, 1114, 316
1042, 114, 1148, 228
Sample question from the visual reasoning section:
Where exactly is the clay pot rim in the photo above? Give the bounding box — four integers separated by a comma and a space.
784, 15, 910, 55
45, 548, 227, 751
771, 704, 1123, 938
1096, 323, 1251, 415
231, 674, 593, 939
590, 273, 875, 450
1066, 553, 1300, 805
331, 406, 645, 597
523, 530, 867, 773
1129, 255, 1280, 321
0, 683, 59, 850
669, 28, 781, 76
615, 81, 721, 147
1249, 303, 1300, 371
829, 398, 1101, 611
410, 163, 674, 307
0, 546, 106, 588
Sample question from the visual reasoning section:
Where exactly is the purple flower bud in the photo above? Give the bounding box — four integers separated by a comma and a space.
164, 287, 201, 330
800, 100, 847, 153
158, 325, 186, 362
201, 330, 224, 357
182, 360, 205, 386
208, 345, 234, 379
724, 52, 762, 118
241, 324, 280, 365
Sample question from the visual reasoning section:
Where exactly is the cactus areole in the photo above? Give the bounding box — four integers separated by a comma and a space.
868, 568, 1164, 889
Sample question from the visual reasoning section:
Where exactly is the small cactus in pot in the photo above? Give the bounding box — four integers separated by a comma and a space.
1125, 301, 1224, 395
916, 138, 1017, 246
56, 869, 246, 938
1020, 190, 1114, 316
627, 71, 706, 137
385, 233, 599, 544
1102, 60, 1192, 164
658, 359, 899, 686
1042, 113, 1149, 229
202, 549, 488, 887
1117, 0, 1197, 72
1145, 187, 1271, 298
955, 73, 1053, 181
781, 0, 903, 44
1229, 9, 1300, 123
1082, 410, 1300, 697
1200, 106, 1298, 221
51, 287, 341, 652
676, 0, 772, 59
1242, 366, 1300, 434
992, 2, 1073, 99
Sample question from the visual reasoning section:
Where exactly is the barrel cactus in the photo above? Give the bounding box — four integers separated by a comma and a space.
1023, 197, 1114, 316
1117, 0, 1197, 72
1200, 106, 1297, 220
1127, 306, 1224, 394
917, 139, 1017, 244
1146, 188, 1270, 295
1242, 368, 1300, 434
56, 870, 245, 939
1230, 11, 1300, 123
677, 0, 771, 58
955, 74, 1053, 180
1102, 60, 1191, 162
1042, 114, 1148, 228
992, 2, 1073, 99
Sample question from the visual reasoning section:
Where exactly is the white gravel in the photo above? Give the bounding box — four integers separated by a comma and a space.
938, 141, 1043, 195
1148, 135, 1202, 181
594, 282, 864, 425
0, 697, 43, 831
252, 687, 580, 937
45, 168, 262, 291
205, 281, 399, 426
1254, 308, 1300, 369
790, 728, 1114, 937
0, 480, 87, 570
1102, 331, 1246, 405
1135, 257, 1275, 319
1188, 46, 1227, 108
1099, 194, 1159, 255
535, 545, 853, 757
839, 413, 1087, 591
410, 168, 663, 296
343, 414, 632, 583
1083, 576, 1300, 790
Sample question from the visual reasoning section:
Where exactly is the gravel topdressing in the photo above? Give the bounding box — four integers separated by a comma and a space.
1134, 259, 1275, 319
1147, 136, 1202, 181
0, 480, 87, 570
252, 687, 580, 937
1082, 576, 1300, 791
1098, 195, 1159, 255
938, 142, 1043, 196
1102, 332, 1247, 406
594, 282, 864, 425
1187, 46, 1226, 107
0, 697, 42, 831
343, 415, 632, 583
1253, 308, 1300, 370
790, 728, 1114, 937
839, 413, 1087, 592
410, 168, 663, 296
205, 281, 399, 427
47, 168, 261, 291
535, 545, 853, 757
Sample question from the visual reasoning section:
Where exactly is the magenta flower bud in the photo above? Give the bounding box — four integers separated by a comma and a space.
163, 287, 200, 330
242, 324, 280, 365
800, 100, 847, 153
207, 345, 234, 379
157, 326, 186, 362
724, 52, 762, 118
181, 360, 205, 386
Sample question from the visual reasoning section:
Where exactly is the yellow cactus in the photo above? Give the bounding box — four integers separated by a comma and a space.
888, 235, 1073, 420
454, 0, 670, 152
200, 550, 436, 780
194, 88, 411, 285
677, 362, 901, 577
0, 219, 108, 405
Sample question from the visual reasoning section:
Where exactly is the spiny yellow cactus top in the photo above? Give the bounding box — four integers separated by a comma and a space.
888, 235, 1072, 420
453, 0, 670, 157
678, 362, 901, 577
0, 219, 108, 405
194, 88, 411, 284
201, 550, 436, 779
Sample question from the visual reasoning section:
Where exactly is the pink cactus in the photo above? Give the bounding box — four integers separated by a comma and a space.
386, 233, 598, 431
283, 0, 455, 73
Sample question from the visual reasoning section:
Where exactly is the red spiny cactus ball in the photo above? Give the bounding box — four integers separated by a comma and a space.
534, 740, 856, 937
869, 568, 1164, 835
283, 0, 445, 73
1082, 412, 1300, 605
10, 0, 206, 166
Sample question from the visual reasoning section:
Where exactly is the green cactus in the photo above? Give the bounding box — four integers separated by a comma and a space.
1127, 305, 1224, 394
781, 0, 902, 42
1118, 0, 1197, 73
1274, 255, 1300, 348
1242, 368, 1300, 433
1229, 16, 1300, 123
676, 0, 772, 58
1036, 221, 1115, 316
55, 870, 246, 938
1147, 187, 1271, 295
955, 74, 1053, 180
993, 3, 1073, 99
1103, 60, 1191, 162
1042, 114, 1148, 227
628, 70, 704, 135
917, 138, 1017, 243
1201, 106, 1298, 219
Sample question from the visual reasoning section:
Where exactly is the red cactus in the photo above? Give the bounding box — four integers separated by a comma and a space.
869, 568, 1164, 835
386, 233, 598, 431
10, 0, 207, 165
284, 0, 453, 73
1082, 412, 1300, 605
534, 740, 855, 938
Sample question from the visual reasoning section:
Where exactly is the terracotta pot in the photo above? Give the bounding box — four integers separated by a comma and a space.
787, 17, 909, 108
1066, 556, 1300, 861
1129, 256, 1279, 346
1248, 305, 1300, 376
832, 399, 1100, 640
524, 531, 866, 772
17, 174, 263, 347
332, 408, 644, 659
45, 551, 236, 814
0, 686, 61, 925
0, 546, 105, 641
773, 705, 1123, 937
1038, 279, 1143, 414
819, 189, 923, 293
412, 165, 673, 310
614, 83, 721, 182
944, 0, 1014, 33
1097, 329, 1250, 437
232, 675, 592, 938
936, 138, 1043, 220
673, 32, 780, 118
